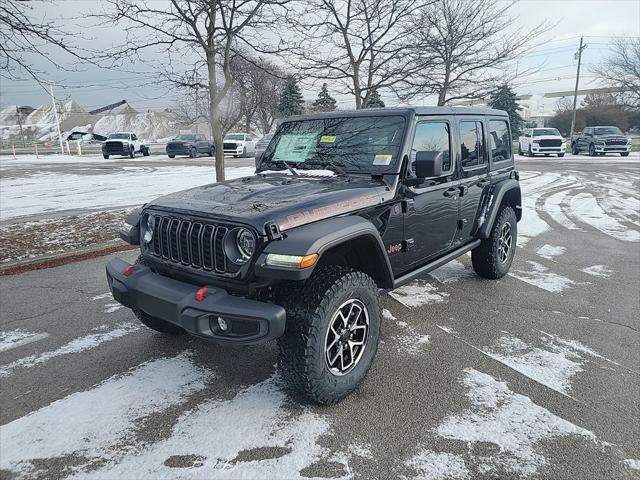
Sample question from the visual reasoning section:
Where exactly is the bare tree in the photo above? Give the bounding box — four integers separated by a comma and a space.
288, 0, 422, 109
0, 0, 87, 84
103, 0, 288, 181
398, 0, 550, 105
593, 38, 640, 108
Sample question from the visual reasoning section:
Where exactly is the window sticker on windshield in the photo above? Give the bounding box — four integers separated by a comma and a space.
373, 154, 393, 165
273, 133, 317, 163
320, 135, 336, 143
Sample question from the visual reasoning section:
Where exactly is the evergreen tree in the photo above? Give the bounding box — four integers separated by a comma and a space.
311, 83, 337, 112
364, 89, 385, 108
278, 77, 305, 116
488, 84, 524, 137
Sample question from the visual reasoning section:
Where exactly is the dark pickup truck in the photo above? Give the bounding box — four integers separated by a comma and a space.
107, 107, 522, 405
571, 126, 632, 156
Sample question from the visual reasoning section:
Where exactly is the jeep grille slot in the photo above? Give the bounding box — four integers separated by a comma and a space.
148, 215, 237, 275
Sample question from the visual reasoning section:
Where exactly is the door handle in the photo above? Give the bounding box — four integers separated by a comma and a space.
476, 179, 490, 187
443, 187, 458, 198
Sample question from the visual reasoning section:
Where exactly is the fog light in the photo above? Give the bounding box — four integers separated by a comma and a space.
217, 316, 229, 332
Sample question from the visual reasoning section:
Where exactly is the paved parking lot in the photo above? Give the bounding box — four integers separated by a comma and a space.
1, 155, 639, 479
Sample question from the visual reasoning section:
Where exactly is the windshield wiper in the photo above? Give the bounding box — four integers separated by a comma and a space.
279, 160, 299, 176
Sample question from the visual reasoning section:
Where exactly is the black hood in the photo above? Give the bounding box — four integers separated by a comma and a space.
146, 173, 388, 233
593, 134, 627, 139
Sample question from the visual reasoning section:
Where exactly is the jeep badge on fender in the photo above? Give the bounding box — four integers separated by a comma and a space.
106, 107, 521, 405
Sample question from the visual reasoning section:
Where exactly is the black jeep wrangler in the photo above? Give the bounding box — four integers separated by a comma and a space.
106, 107, 521, 404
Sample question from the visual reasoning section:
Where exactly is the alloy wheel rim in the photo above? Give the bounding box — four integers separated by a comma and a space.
498, 222, 512, 263
324, 299, 369, 376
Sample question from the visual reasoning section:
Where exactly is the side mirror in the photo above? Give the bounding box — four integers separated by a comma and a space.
415, 151, 442, 178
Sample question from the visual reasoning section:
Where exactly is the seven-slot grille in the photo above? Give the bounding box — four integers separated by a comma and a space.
147, 215, 236, 274
605, 139, 627, 146
538, 139, 562, 147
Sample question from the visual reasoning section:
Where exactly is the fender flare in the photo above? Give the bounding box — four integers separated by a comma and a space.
476, 179, 522, 239
254, 216, 394, 287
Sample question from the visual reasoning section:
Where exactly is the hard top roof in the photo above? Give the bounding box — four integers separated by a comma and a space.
283, 106, 507, 123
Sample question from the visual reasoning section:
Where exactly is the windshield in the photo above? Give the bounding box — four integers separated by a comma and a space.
259, 116, 406, 173
594, 127, 623, 135
225, 134, 245, 141
532, 128, 560, 137
108, 133, 129, 140
175, 134, 196, 141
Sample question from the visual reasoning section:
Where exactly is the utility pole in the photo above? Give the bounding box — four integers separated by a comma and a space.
569, 36, 587, 143
49, 84, 64, 154
16, 106, 25, 148
194, 70, 199, 134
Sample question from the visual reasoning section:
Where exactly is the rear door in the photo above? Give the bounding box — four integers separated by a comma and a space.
455, 117, 489, 244
403, 117, 459, 266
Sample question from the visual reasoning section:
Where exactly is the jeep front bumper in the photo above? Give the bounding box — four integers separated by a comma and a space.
106, 257, 286, 345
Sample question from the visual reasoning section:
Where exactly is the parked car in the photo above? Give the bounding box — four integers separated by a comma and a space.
518, 128, 565, 157
166, 133, 214, 158
102, 132, 149, 159
108, 107, 521, 405
254, 133, 273, 167
223, 133, 257, 157
571, 126, 632, 156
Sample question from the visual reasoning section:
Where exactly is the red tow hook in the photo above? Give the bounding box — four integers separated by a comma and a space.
196, 286, 208, 302
124, 265, 134, 277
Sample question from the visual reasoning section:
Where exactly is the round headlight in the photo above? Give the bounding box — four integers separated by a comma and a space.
144, 214, 155, 243
236, 228, 256, 260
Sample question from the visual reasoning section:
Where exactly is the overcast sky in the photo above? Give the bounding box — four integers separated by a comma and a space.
1, 0, 639, 111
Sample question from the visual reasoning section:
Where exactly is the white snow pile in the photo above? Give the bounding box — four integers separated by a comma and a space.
405, 449, 470, 479
435, 368, 596, 477
0, 329, 49, 353
389, 279, 450, 308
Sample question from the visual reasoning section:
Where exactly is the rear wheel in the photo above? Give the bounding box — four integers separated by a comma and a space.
129, 145, 135, 158
142, 146, 150, 156
472, 206, 517, 279
277, 266, 381, 405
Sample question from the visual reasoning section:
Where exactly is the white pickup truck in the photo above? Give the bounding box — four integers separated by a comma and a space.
223, 132, 257, 157
102, 132, 150, 159
518, 127, 565, 157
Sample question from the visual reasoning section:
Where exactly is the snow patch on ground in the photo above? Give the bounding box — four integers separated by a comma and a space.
0, 166, 255, 221
91, 292, 113, 301
0, 330, 49, 353
569, 192, 640, 242
580, 264, 613, 278
76, 375, 331, 479
544, 190, 582, 231
509, 261, 576, 293
623, 459, 640, 471
0, 354, 207, 478
436, 368, 596, 477
0, 323, 139, 377
103, 302, 123, 314
536, 244, 566, 260
429, 260, 477, 283
389, 280, 449, 307
405, 449, 469, 479
384, 308, 430, 355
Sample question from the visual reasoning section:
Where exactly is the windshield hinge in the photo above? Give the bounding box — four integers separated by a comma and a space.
265, 221, 282, 241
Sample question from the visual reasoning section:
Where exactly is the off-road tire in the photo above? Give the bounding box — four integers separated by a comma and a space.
277, 266, 382, 405
129, 146, 135, 158
132, 255, 185, 335
103, 154, 109, 159
572, 143, 579, 155
621, 152, 630, 157
558, 153, 565, 157
472, 206, 517, 279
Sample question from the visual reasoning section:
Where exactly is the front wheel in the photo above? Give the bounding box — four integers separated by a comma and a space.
168, 154, 175, 159
621, 152, 630, 157
208, 147, 214, 157
189, 147, 196, 158
129, 146, 135, 158
103, 154, 109, 159
558, 153, 565, 157
589, 143, 596, 156
527, 145, 534, 157
142, 147, 150, 156
572, 143, 579, 155
277, 266, 381, 405
472, 206, 518, 279
518, 143, 523, 155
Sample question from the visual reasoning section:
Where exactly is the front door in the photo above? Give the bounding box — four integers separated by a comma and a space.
403, 119, 459, 267
455, 117, 489, 245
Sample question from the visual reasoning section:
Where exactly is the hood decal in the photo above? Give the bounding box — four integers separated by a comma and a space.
281, 193, 381, 230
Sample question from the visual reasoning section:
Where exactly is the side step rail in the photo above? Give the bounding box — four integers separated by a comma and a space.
391, 240, 481, 290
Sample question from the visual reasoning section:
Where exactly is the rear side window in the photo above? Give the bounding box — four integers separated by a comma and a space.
460, 121, 485, 169
489, 120, 511, 162
411, 121, 452, 175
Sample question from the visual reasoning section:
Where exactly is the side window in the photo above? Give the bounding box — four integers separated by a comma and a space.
460, 121, 485, 169
489, 120, 511, 162
411, 121, 452, 175
131, 134, 137, 141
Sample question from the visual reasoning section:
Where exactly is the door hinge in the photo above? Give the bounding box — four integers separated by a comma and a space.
457, 219, 468, 230
264, 221, 282, 240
